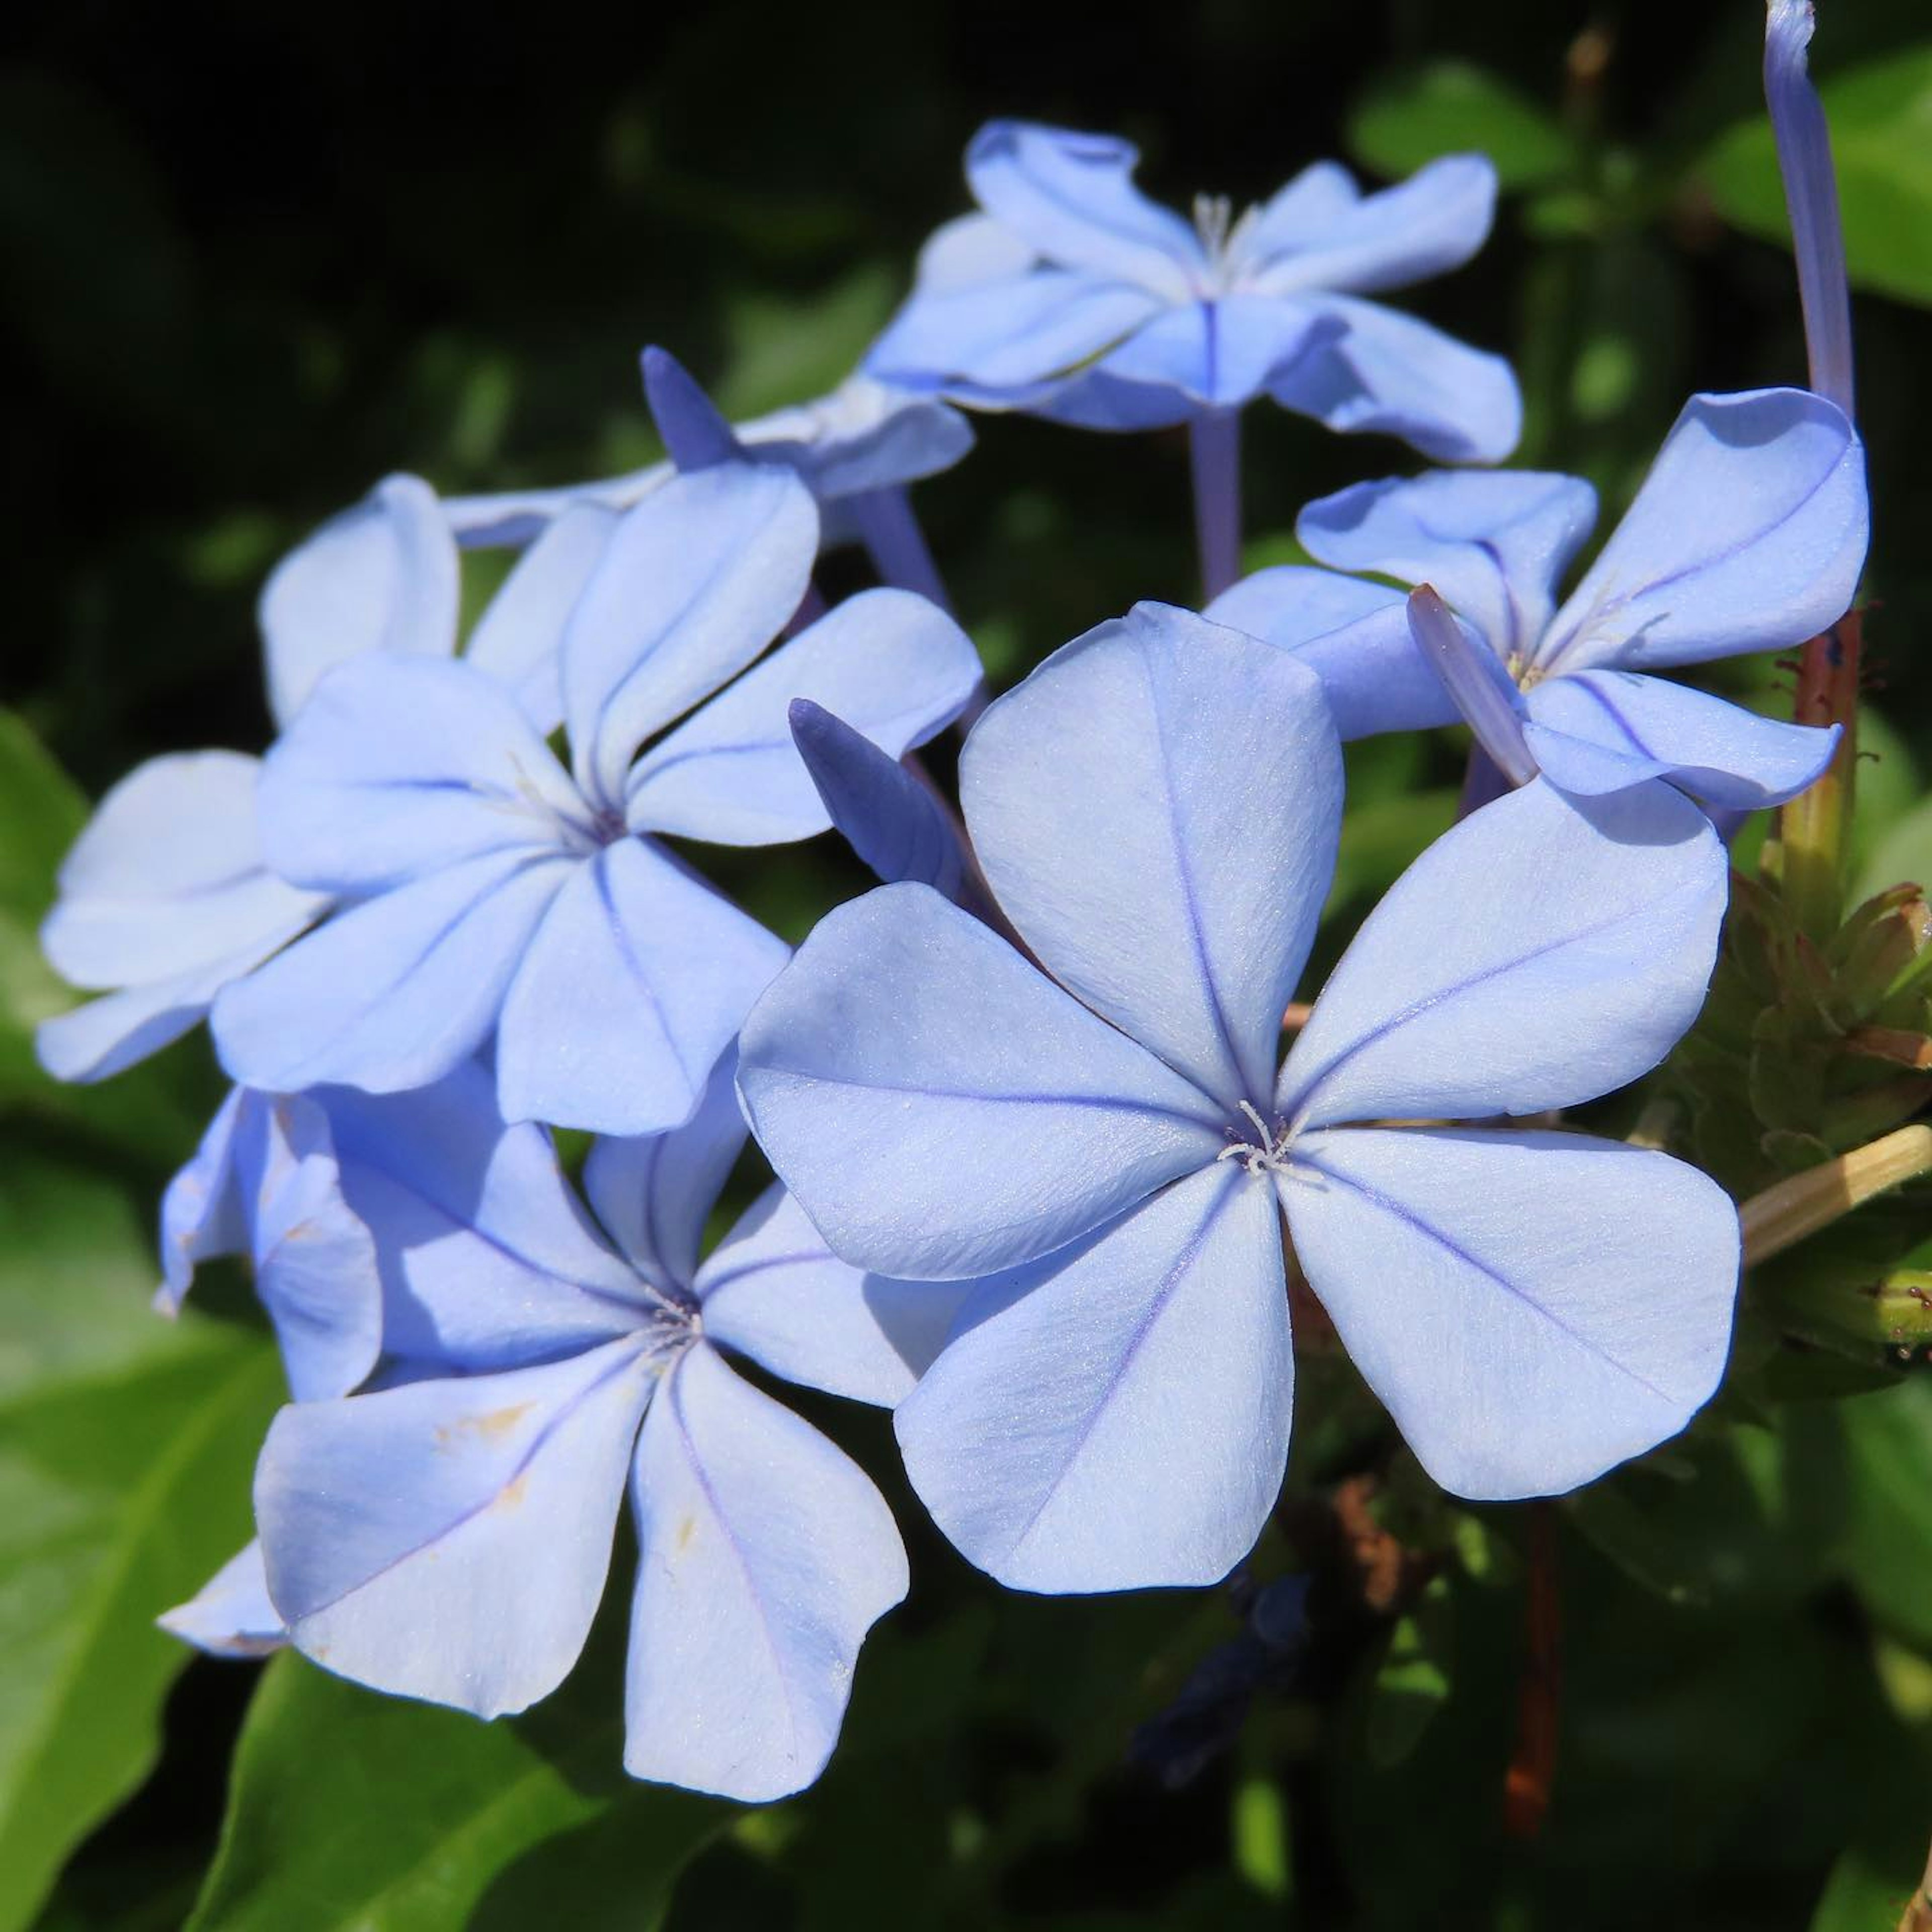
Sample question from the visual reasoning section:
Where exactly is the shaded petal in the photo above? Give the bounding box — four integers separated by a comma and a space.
865, 270, 1163, 400
213, 851, 571, 1096
157, 1088, 250, 1312
1268, 295, 1521, 463
697, 1182, 969, 1408
258, 1337, 656, 1718
564, 465, 818, 814
626, 589, 979, 845
1406, 587, 1538, 787
36, 936, 310, 1086
1237, 155, 1496, 297
1278, 778, 1725, 1128
1285, 1127, 1739, 1498
158, 1542, 284, 1659
913, 210, 1037, 292
962, 603, 1341, 1112
737, 883, 1226, 1279
1090, 295, 1335, 411
738, 376, 975, 500
1208, 569, 1455, 738
1296, 469, 1598, 663
896, 1163, 1290, 1592
257, 655, 587, 895
497, 838, 788, 1136
641, 346, 743, 471
440, 465, 671, 549
42, 751, 325, 988
965, 120, 1203, 300
787, 699, 971, 901
1523, 670, 1840, 809
464, 501, 619, 735
1537, 388, 1867, 674
625, 1343, 906, 1801
325, 1064, 650, 1374
583, 1049, 748, 1295
259, 474, 458, 729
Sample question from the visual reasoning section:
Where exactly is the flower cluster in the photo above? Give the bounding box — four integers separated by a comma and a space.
40, 38, 1871, 1807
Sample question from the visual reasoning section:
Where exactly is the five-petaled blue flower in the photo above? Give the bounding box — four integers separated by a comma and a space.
212, 460, 982, 1135
243, 1055, 944, 1801
1210, 387, 1867, 809
866, 120, 1519, 460
739, 605, 1740, 1593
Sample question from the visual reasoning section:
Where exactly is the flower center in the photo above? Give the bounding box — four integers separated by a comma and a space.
1217, 1099, 1293, 1176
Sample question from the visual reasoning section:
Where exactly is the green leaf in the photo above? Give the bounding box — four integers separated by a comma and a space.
1700, 43, 1932, 307
1835, 1378, 1932, 1651
0, 708, 206, 1160
1363, 1574, 1452, 1768
1348, 62, 1580, 191
0, 1157, 280, 1932
188, 1654, 729, 1932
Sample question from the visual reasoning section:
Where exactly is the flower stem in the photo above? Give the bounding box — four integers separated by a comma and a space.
1739, 1121, 1932, 1268
1189, 407, 1243, 603
1767, 608, 1861, 936
850, 486, 955, 614
1502, 1501, 1559, 1839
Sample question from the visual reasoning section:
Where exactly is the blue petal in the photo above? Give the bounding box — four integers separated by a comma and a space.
497, 838, 788, 1136
258, 1337, 657, 1718
1234, 154, 1496, 297
1523, 669, 1840, 809
625, 588, 980, 846
464, 502, 619, 735
439, 466, 670, 549
964, 120, 1203, 300
1296, 469, 1598, 664
564, 465, 819, 815
1537, 388, 1867, 674
866, 271, 1162, 403
1268, 295, 1522, 462
895, 1163, 1290, 1592
625, 1342, 906, 1801
962, 603, 1341, 1113
1206, 569, 1454, 738
324, 1065, 650, 1373
641, 346, 743, 471
1278, 778, 1726, 1128
737, 883, 1227, 1280
1089, 294, 1335, 411
1284, 1127, 1739, 1497
213, 850, 572, 1096
258, 474, 458, 730
697, 1182, 968, 1407
583, 1049, 749, 1295
787, 700, 970, 901
158, 1542, 285, 1659
738, 376, 975, 501
157, 1088, 249, 1312
42, 751, 325, 989
257, 655, 589, 895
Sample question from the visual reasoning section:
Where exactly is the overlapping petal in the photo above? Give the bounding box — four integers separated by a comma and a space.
1535, 388, 1867, 674
737, 883, 1226, 1280
962, 604, 1341, 1112
258, 474, 457, 728
1088, 295, 1336, 411
625, 588, 980, 845
895, 1164, 1291, 1592
963, 121, 1203, 301
1268, 295, 1521, 462
158, 1542, 285, 1659
563, 464, 819, 813
697, 1183, 969, 1407
1279, 779, 1725, 1128
213, 850, 572, 1097
496, 839, 788, 1136
258, 1338, 657, 1719
1296, 469, 1598, 662
1522, 669, 1840, 809
625, 1343, 907, 1801
1285, 1128, 1739, 1497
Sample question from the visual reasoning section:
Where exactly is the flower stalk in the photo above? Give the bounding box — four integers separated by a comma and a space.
1189, 406, 1243, 602
1738, 1120, 1932, 1268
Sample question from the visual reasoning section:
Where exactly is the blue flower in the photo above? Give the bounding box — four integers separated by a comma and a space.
865, 120, 1519, 460
1209, 387, 1868, 809
248, 1054, 942, 1802
213, 461, 982, 1135
738, 605, 1740, 1593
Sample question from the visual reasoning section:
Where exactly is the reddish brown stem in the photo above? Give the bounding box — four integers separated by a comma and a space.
1503, 1502, 1561, 1839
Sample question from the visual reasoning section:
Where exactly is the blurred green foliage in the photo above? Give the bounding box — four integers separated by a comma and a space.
7, 0, 1932, 1926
